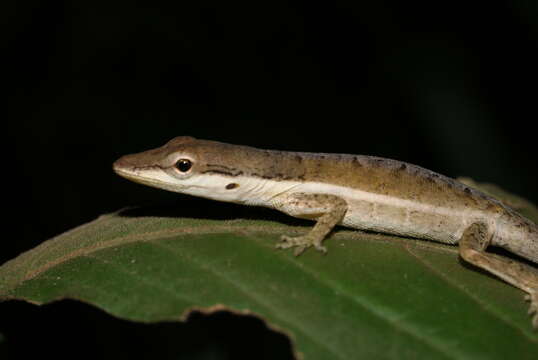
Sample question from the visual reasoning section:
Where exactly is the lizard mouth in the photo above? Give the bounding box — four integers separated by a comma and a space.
113, 155, 162, 182
113, 166, 161, 186
113, 160, 189, 193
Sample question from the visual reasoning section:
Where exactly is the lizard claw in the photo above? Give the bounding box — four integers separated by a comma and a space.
525, 292, 538, 329
293, 245, 308, 257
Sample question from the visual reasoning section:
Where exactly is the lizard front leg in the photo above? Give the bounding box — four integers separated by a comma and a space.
272, 192, 348, 256
459, 222, 538, 328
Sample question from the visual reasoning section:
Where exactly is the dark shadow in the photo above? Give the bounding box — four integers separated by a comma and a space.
0, 299, 295, 360
118, 197, 309, 228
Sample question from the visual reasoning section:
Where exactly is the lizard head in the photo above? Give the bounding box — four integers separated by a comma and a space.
113, 136, 261, 202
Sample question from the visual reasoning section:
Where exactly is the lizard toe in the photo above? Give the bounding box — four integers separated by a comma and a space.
276, 234, 315, 256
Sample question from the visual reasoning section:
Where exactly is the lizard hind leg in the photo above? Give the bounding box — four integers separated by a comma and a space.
459, 222, 538, 328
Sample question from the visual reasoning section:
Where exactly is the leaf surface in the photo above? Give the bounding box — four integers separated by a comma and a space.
1, 181, 538, 359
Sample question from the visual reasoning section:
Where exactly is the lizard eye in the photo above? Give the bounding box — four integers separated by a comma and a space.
175, 159, 192, 172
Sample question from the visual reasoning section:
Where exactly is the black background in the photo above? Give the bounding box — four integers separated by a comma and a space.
3, 1, 538, 359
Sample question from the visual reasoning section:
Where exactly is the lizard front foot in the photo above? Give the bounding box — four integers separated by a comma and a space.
276, 234, 327, 256
525, 292, 538, 329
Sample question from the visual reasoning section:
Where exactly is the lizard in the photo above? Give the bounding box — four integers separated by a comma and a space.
113, 136, 538, 328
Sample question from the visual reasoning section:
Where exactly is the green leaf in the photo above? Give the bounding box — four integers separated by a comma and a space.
1, 181, 538, 359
